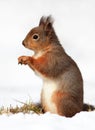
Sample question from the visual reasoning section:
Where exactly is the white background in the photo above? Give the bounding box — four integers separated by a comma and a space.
0, 0, 95, 129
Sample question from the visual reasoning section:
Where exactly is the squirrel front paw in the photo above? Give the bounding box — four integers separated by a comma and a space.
18, 56, 30, 65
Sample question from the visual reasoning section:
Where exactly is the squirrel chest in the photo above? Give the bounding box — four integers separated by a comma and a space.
41, 79, 59, 113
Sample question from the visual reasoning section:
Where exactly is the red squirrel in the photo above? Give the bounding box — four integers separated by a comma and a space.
18, 16, 83, 117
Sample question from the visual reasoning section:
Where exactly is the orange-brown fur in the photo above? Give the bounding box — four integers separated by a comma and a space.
18, 16, 83, 117
52, 91, 82, 117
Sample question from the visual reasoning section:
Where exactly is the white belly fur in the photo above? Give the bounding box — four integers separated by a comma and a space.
42, 79, 58, 113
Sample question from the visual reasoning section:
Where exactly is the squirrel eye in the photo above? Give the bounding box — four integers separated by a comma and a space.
32, 34, 39, 40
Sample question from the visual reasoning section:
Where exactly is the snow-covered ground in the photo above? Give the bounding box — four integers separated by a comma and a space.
0, 111, 95, 130
0, 0, 95, 129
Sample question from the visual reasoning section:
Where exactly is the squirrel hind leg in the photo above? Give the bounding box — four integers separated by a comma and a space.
52, 91, 82, 117
59, 100, 82, 117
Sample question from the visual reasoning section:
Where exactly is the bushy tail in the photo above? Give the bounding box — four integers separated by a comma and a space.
83, 103, 95, 111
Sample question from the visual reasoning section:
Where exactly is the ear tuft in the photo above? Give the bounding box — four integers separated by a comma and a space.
39, 15, 54, 27
45, 15, 54, 25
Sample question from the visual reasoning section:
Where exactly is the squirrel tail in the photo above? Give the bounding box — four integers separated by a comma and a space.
83, 103, 95, 111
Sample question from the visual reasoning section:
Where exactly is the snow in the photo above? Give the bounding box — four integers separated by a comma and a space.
0, 112, 95, 130
0, 0, 95, 129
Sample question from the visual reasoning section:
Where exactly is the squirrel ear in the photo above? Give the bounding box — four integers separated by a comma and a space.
39, 15, 54, 30
45, 16, 53, 30
39, 16, 46, 27
44, 16, 54, 36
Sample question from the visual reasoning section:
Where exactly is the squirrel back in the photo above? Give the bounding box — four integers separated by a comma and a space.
18, 16, 83, 117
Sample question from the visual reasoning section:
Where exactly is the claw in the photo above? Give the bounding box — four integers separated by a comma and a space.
18, 61, 22, 65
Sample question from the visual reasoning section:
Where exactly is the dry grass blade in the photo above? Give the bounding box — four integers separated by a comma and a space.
0, 102, 43, 115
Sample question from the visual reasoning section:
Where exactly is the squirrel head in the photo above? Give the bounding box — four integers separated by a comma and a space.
22, 16, 59, 52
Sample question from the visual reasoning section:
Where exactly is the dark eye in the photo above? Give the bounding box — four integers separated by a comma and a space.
32, 34, 39, 40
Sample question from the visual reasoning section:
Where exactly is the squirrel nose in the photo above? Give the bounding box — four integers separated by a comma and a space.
22, 40, 25, 46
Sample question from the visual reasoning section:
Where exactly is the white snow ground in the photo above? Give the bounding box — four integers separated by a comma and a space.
0, 0, 95, 129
